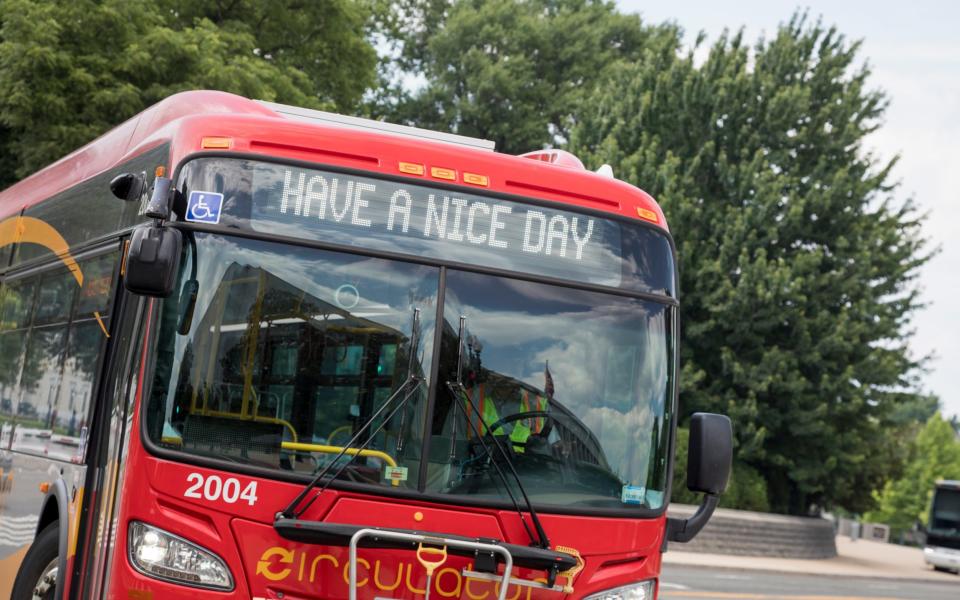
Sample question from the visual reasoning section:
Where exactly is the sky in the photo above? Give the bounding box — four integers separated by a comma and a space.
616, 0, 960, 418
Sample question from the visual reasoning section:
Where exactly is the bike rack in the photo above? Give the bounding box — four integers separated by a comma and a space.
348, 528, 514, 600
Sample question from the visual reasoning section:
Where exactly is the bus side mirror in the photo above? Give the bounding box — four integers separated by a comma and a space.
110, 172, 146, 202
124, 225, 182, 297
666, 413, 732, 544
687, 412, 733, 495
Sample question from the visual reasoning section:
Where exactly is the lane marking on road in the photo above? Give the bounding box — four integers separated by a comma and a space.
660, 592, 906, 600
0, 516, 38, 548
660, 582, 692, 590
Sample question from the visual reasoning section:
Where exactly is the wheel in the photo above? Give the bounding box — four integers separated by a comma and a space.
10, 521, 59, 600
932, 565, 960, 574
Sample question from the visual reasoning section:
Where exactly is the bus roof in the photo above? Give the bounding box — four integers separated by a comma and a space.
256, 100, 496, 152
0, 90, 667, 230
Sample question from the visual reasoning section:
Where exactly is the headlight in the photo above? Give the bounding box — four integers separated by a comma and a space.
128, 521, 233, 590
583, 580, 656, 600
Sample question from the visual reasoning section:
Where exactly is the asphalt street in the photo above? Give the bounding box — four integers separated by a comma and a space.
660, 565, 959, 600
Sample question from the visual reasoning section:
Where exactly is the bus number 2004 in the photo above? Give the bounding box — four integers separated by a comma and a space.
184, 473, 259, 506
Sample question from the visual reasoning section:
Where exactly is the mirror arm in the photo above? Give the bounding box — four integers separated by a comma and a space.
144, 176, 177, 220
666, 493, 720, 544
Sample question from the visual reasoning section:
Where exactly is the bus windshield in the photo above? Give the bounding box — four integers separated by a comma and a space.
146, 220, 673, 513
931, 487, 960, 534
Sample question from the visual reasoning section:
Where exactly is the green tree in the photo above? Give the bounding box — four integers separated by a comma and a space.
158, 1, 377, 110
0, 0, 377, 187
381, 0, 678, 154
865, 414, 960, 537
570, 15, 933, 514
671, 426, 770, 512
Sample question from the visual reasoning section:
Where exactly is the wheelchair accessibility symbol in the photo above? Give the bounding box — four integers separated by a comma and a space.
185, 191, 224, 224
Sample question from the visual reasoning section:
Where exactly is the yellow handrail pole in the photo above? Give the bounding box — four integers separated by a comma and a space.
280, 442, 400, 486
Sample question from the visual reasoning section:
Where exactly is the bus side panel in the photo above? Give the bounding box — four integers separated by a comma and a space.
77, 294, 149, 599
0, 451, 85, 597
0, 242, 126, 597
0, 140, 167, 598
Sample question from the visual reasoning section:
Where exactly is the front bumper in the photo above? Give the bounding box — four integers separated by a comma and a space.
923, 545, 960, 571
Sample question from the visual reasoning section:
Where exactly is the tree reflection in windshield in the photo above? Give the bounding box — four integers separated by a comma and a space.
428, 270, 673, 510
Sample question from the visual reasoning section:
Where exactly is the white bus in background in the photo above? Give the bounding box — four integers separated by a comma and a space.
923, 480, 960, 573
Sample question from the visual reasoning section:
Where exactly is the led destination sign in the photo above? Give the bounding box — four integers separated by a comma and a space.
177, 157, 676, 295
249, 164, 623, 286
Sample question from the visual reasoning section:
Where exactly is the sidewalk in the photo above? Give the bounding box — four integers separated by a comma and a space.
663, 536, 960, 583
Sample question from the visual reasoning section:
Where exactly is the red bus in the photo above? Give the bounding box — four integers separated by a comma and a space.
0, 91, 731, 600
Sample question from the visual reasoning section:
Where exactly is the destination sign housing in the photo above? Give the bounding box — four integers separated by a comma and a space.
175, 158, 676, 296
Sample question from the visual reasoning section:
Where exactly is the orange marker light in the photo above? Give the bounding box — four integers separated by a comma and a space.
201, 136, 232, 149
154, 166, 166, 178
430, 167, 456, 181
463, 173, 489, 187
636, 207, 659, 223
39, 481, 50, 494
399, 162, 425, 175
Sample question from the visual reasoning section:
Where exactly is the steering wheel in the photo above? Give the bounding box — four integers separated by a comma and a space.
485, 411, 552, 437
480, 411, 555, 456
456, 411, 559, 492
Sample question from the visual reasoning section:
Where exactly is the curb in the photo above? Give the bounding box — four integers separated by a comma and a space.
668, 504, 837, 559
660, 560, 957, 586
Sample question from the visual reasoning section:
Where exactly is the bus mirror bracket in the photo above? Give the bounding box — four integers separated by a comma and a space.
144, 175, 175, 220
666, 413, 732, 544
666, 493, 720, 544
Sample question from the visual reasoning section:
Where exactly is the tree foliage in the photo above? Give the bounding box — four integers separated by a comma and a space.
0, 0, 937, 517
157, 1, 377, 110
671, 426, 771, 512
0, 0, 377, 186
569, 15, 933, 514
380, 0, 678, 154
865, 414, 960, 535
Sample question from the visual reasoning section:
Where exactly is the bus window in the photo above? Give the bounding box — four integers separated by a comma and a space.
427, 269, 673, 510
0, 279, 35, 435
147, 233, 439, 489
3, 250, 119, 461
33, 268, 77, 325
0, 278, 36, 330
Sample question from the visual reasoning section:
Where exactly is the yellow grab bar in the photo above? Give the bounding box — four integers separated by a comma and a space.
280, 442, 400, 486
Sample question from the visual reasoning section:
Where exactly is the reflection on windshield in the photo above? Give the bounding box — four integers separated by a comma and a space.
146, 234, 674, 511
147, 234, 439, 489
428, 271, 673, 509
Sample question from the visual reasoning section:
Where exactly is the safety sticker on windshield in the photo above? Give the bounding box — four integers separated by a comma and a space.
384, 466, 408, 483
185, 190, 224, 224
621, 485, 645, 505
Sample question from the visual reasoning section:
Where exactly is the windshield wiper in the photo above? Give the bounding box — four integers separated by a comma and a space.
446, 316, 551, 550
278, 308, 423, 520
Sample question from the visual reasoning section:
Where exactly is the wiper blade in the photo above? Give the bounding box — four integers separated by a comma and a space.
447, 316, 551, 550
279, 308, 423, 519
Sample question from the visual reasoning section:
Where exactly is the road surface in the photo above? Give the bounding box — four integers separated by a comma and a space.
660, 565, 958, 600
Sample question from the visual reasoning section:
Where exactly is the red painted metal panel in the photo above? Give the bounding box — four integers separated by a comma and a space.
0, 91, 668, 231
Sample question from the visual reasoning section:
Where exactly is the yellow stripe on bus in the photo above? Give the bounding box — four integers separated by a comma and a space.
0, 216, 83, 286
